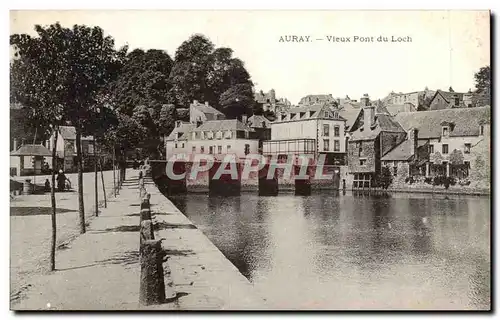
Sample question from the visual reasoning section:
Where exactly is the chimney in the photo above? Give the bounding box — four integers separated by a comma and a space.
13, 138, 17, 151
409, 128, 419, 159
363, 106, 375, 131
205, 101, 209, 106
360, 93, 370, 106
242, 114, 248, 124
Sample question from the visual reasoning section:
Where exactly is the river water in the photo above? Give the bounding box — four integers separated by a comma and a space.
168, 191, 490, 310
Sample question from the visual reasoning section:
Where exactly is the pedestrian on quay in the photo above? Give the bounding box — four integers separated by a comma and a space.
56, 169, 70, 192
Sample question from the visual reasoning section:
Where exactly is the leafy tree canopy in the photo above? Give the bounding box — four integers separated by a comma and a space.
474, 66, 490, 93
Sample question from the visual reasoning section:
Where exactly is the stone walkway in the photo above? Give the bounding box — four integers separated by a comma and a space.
12, 170, 266, 310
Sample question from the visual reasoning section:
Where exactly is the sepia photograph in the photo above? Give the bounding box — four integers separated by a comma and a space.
8, 9, 491, 311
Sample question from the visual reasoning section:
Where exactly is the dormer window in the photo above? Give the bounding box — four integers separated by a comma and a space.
442, 126, 449, 137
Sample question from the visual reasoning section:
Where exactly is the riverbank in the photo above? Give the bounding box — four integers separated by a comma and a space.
12, 170, 266, 310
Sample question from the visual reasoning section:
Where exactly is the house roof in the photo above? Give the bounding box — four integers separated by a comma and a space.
381, 139, 414, 161
192, 119, 255, 132
338, 108, 361, 130
191, 101, 224, 116
10, 144, 52, 157
394, 106, 491, 139
165, 122, 194, 141
385, 103, 417, 116
280, 104, 346, 122
58, 126, 94, 141
248, 115, 272, 128
350, 113, 405, 141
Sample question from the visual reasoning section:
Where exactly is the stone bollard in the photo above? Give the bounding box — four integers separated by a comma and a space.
140, 219, 155, 246
139, 239, 166, 306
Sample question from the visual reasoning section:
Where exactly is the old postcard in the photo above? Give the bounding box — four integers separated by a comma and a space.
9, 10, 491, 311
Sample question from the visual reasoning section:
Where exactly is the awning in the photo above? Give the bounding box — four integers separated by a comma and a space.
10, 144, 52, 157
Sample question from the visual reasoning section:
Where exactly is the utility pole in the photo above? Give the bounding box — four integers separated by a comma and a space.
113, 146, 116, 197
94, 137, 98, 216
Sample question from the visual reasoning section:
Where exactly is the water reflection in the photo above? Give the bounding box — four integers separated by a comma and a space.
170, 191, 490, 310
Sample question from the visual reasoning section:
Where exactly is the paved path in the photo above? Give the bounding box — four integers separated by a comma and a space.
10, 169, 121, 304
12, 170, 267, 310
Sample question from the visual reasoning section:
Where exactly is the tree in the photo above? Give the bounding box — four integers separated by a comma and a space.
449, 149, 464, 165
10, 43, 65, 272
219, 83, 254, 119
168, 34, 254, 114
168, 34, 214, 107
474, 66, 491, 93
11, 23, 127, 235
110, 49, 173, 116
378, 166, 393, 189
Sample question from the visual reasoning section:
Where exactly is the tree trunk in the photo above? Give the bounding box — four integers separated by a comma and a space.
99, 157, 107, 208
94, 137, 98, 217
112, 147, 116, 197
75, 127, 86, 234
50, 129, 58, 271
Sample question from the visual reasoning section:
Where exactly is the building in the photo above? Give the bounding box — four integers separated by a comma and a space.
347, 95, 407, 188
10, 144, 52, 176
392, 106, 491, 180
47, 126, 95, 172
298, 94, 336, 107
463, 88, 491, 108
248, 115, 272, 141
189, 100, 225, 123
383, 87, 435, 110
254, 89, 291, 113
166, 101, 259, 160
427, 88, 466, 110
262, 104, 347, 165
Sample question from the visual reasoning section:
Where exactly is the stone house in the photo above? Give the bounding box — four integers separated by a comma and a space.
383, 87, 435, 110
428, 88, 466, 110
298, 94, 336, 107
392, 106, 491, 181
262, 103, 347, 165
347, 96, 407, 188
166, 101, 259, 160
47, 126, 95, 172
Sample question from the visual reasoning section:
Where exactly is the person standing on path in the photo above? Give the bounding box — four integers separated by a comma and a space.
56, 170, 70, 192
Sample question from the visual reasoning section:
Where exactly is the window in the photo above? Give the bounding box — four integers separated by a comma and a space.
174, 143, 178, 148
464, 143, 471, 154
244, 144, 250, 155
358, 142, 363, 156
192, 146, 196, 153
216, 131, 222, 139
334, 140, 340, 152
393, 165, 398, 176
207, 131, 214, 140
209, 146, 213, 154
181, 143, 185, 148
88, 144, 94, 154
360, 159, 366, 165
480, 125, 484, 136
200, 146, 205, 153
262, 121, 266, 128
323, 124, 329, 136
201, 132, 205, 139
218, 146, 222, 154
442, 144, 449, 154
323, 139, 330, 151
429, 144, 434, 154
334, 126, 340, 137
227, 145, 231, 152
442, 127, 449, 137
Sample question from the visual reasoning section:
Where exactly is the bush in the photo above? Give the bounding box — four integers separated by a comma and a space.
424, 177, 433, 185
378, 166, 393, 189
433, 175, 456, 189
405, 176, 416, 184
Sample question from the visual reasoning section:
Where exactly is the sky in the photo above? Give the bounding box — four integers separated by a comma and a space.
10, 10, 490, 105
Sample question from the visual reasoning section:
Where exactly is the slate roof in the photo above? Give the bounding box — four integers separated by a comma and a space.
394, 106, 491, 139
381, 139, 414, 161
192, 119, 255, 132
10, 144, 52, 157
350, 113, 405, 141
191, 101, 224, 116
166, 122, 194, 141
248, 115, 272, 128
338, 108, 361, 131
59, 126, 94, 141
385, 103, 417, 116
280, 104, 346, 121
